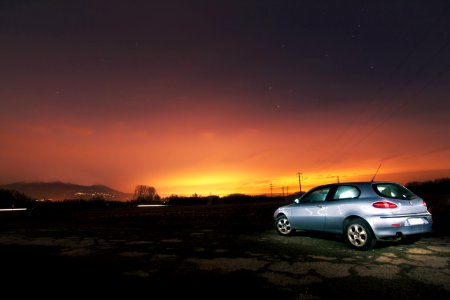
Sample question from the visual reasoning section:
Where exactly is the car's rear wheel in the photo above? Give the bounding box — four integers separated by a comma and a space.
345, 219, 376, 250
275, 215, 294, 236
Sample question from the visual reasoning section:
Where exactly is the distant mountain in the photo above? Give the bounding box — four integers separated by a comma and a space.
0, 181, 133, 201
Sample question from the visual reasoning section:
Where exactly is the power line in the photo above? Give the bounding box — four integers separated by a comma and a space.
310, 8, 450, 175
297, 172, 302, 193
313, 19, 450, 176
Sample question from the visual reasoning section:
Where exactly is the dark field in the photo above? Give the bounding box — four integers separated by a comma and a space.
1, 200, 449, 299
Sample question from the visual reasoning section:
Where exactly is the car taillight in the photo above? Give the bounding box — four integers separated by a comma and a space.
422, 200, 427, 207
372, 201, 398, 209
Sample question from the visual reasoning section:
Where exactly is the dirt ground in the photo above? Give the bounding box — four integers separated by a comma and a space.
0, 201, 449, 299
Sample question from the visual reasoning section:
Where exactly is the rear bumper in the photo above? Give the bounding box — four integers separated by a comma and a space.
366, 213, 433, 238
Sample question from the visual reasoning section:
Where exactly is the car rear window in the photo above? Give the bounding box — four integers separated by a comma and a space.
373, 183, 417, 200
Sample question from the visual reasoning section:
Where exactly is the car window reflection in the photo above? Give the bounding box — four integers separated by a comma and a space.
332, 186, 360, 200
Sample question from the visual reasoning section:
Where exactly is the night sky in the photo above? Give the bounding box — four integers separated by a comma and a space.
1, 0, 449, 196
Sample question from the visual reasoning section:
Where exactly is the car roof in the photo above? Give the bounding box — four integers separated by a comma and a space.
312, 181, 403, 189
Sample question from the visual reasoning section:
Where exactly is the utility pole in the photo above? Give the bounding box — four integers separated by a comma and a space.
270, 183, 273, 197
297, 172, 302, 193
282, 186, 285, 197
337, 176, 340, 183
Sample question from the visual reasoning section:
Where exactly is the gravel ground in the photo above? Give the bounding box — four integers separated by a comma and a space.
0, 202, 449, 299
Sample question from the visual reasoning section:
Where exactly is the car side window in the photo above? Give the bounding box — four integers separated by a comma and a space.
332, 186, 360, 200
301, 187, 330, 202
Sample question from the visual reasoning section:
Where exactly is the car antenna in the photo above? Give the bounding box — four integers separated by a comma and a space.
371, 163, 382, 182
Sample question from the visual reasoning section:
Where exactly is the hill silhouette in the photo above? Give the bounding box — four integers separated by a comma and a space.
0, 181, 132, 201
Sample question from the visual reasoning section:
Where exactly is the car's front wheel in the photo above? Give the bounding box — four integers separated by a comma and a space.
345, 219, 376, 250
275, 215, 294, 236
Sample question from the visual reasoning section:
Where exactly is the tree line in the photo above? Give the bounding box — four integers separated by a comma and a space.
0, 189, 34, 208
405, 177, 450, 196
1, 178, 448, 209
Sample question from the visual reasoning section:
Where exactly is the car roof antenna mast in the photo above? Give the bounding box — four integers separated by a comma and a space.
371, 163, 382, 182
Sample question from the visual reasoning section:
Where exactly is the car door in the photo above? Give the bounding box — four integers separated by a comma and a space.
289, 186, 331, 231
324, 185, 361, 234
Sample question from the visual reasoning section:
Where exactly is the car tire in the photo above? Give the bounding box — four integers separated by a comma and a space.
275, 215, 294, 236
345, 219, 376, 250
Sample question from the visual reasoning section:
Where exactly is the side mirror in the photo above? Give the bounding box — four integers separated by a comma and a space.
294, 199, 299, 204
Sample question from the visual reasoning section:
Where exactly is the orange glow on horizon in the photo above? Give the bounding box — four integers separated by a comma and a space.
2, 113, 449, 198
147, 166, 450, 198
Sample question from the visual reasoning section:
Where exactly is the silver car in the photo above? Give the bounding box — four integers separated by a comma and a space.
273, 182, 433, 250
